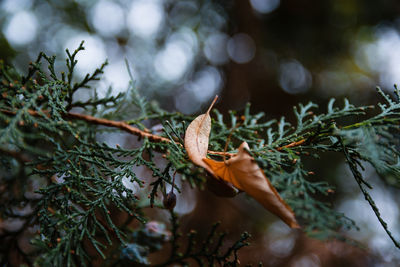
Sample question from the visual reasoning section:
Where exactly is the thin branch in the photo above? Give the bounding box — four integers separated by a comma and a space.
66, 112, 171, 143
339, 137, 400, 249
1, 109, 307, 155
277, 139, 306, 151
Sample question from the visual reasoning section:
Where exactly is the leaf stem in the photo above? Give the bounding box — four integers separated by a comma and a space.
207, 95, 219, 114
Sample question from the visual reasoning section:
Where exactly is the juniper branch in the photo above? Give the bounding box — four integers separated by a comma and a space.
2, 44, 400, 267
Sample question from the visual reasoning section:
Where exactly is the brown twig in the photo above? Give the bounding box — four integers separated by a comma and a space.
0, 108, 170, 143
1, 108, 306, 155
207, 150, 235, 157
67, 112, 241, 155
66, 112, 171, 143
209, 139, 306, 157
276, 139, 306, 151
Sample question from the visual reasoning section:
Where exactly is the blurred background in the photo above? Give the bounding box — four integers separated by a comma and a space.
1, 0, 400, 266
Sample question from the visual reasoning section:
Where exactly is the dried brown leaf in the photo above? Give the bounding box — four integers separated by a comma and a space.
184, 98, 214, 170
203, 142, 300, 228
184, 96, 238, 197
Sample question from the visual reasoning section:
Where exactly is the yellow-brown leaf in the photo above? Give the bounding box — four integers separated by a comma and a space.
203, 142, 300, 228
184, 96, 238, 197
184, 96, 216, 172
184, 113, 211, 169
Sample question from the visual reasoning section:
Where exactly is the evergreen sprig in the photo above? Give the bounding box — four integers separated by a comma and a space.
157, 212, 251, 267
0, 45, 399, 266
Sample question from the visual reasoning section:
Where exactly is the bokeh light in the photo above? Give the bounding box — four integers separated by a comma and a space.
204, 33, 230, 65
103, 59, 132, 95
278, 59, 312, 94
355, 26, 400, 90
1, 0, 33, 13
292, 254, 321, 267
267, 221, 295, 258
227, 33, 256, 64
3, 11, 38, 47
89, 1, 125, 37
249, 0, 280, 14
188, 66, 223, 102
127, 0, 164, 39
154, 38, 193, 82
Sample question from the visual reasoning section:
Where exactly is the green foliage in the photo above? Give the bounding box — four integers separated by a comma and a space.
0, 44, 399, 266
159, 212, 251, 267
119, 221, 171, 265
